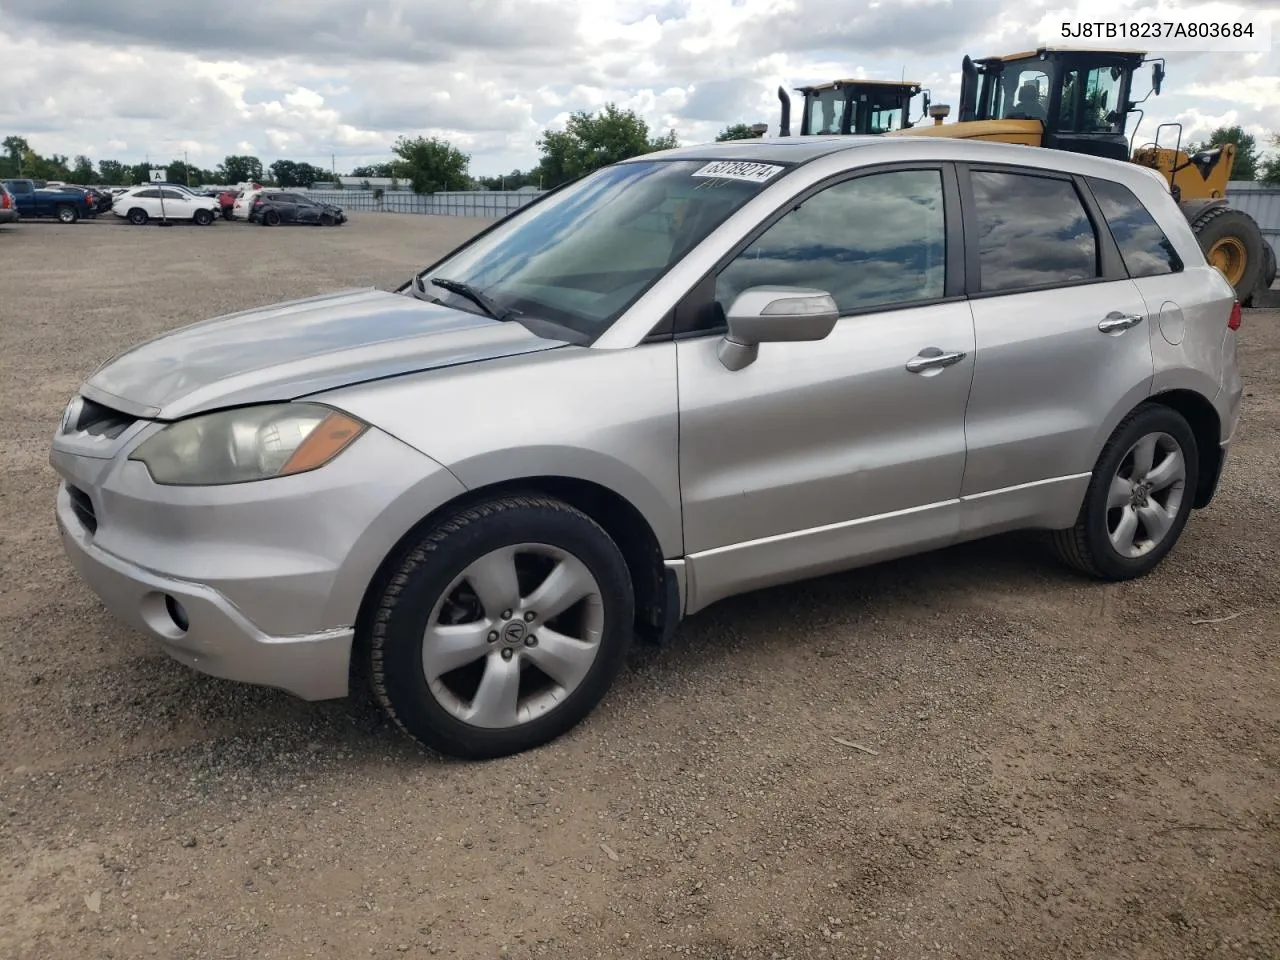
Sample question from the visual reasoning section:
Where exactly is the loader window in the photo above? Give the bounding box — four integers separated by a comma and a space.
1086, 176, 1182, 277
1080, 66, 1124, 133
806, 89, 845, 134
993, 69, 1050, 123
713, 169, 946, 316
969, 170, 1099, 292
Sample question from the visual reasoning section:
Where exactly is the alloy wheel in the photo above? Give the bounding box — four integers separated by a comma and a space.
1105, 431, 1186, 559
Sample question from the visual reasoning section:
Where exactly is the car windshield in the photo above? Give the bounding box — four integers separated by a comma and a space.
414, 158, 788, 339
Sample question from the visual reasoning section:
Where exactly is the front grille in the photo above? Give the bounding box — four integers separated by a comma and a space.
65, 397, 137, 440
67, 485, 98, 534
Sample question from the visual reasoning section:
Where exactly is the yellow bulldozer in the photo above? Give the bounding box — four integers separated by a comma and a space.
776, 47, 1275, 304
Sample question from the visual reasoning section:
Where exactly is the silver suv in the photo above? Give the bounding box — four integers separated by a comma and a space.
51, 136, 1244, 759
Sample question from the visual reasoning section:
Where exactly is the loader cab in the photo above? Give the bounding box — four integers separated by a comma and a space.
959, 48, 1153, 162
779, 80, 927, 137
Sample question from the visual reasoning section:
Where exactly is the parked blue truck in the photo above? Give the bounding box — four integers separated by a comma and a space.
0, 179, 98, 223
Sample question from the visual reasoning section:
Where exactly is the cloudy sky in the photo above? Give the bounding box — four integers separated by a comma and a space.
0, 0, 1276, 178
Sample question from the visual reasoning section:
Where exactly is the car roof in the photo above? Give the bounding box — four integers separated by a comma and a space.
630, 133, 1160, 186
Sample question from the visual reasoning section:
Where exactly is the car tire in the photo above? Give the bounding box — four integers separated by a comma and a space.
1050, 403, 1199, 581
56, 204, 79, 224
127, 208, 148, 225
194, 208, 214, 226
263, 210, 280, 226
367, 494, 635, 760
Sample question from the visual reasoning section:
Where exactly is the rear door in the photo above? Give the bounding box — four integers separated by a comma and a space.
956, 162, 1153, 535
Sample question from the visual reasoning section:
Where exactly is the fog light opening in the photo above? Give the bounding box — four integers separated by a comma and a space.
164, 594, 190, 633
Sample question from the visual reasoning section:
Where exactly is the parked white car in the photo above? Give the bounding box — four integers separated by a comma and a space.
232, 187, 276, 219
114, 186, 219, 226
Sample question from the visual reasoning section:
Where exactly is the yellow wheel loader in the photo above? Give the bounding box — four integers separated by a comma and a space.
777, 48, 1275, 304
895, 48, 1274, 303
776, 79, 930, 137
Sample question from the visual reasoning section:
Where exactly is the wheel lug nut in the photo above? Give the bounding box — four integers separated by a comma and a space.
523, 611, 536, 622
524, 635, 538, 647
487, 631, 498, 642
501, 610, 513, 620
501, 648, 514, 661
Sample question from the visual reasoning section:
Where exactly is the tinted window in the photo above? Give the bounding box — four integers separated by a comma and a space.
135, 189, 160, 199
714, 169, 946, 316
1087, 176, 1182, 277
970, 171, 1098, 292
159, 189, 186, 200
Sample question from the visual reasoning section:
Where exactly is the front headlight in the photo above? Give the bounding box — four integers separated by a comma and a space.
128, 403, 368, 486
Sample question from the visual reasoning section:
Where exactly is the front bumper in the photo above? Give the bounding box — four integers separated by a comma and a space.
50, 418, 469, 701
57, 486, 353, 700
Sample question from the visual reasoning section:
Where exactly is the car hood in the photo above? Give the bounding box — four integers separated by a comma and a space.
80, 287, 570, 421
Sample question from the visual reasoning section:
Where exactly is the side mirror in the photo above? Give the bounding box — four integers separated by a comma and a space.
718, 286, 839, 371
1152, 62, 1164, 95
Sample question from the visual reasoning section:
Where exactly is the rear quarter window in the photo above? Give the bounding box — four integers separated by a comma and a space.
1086, 176, 1183, 278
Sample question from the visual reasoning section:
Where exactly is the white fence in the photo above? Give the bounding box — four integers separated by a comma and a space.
300, 189, 547, 218
1226, 182, 1280, 261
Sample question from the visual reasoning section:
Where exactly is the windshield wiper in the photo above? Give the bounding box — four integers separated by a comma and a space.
427, 276, 517, 322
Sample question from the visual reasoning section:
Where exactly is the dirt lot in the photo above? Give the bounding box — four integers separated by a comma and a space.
1, 213, 1277, 960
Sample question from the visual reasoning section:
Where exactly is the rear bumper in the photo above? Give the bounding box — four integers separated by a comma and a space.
0, 209, 17, 224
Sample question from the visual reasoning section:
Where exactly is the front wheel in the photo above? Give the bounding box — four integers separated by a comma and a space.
319, 213, 335, 226
193, 208, 214, 226
1050, 404, 1199, 581
366, 495, 636, 760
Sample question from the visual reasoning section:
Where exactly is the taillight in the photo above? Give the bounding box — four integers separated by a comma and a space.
1, 192, 9, 209
1228, 302, 1242, 331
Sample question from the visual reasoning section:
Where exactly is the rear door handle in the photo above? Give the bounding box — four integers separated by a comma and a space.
1098, 311, 1145, 333
905, 349, 967, 374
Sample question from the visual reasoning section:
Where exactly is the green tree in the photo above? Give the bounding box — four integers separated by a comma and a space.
1187, 125, 1259, 181
535, 104, 680, 188
2, 135, 30, 176
97, 160, 128, 185
69, 155, 97, 184
351, 162, 394, 178
715, 123, 762, 142
390, 136, 471, 194
270, 159, 327, 187
218, 155, 264, 184
1259, 133, 1280, 185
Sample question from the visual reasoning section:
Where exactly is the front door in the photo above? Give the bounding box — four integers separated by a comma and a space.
674, 165, 977, 612
956, 163, 1155, 535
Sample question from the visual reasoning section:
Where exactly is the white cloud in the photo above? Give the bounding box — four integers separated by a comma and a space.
0, 0, 1274, 177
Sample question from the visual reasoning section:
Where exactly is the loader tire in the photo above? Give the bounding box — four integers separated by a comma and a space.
1191, 207, 1264, 302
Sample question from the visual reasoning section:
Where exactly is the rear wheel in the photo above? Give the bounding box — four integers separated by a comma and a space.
263, 209, 280, 226
1050, 404, 1199, 581
127, 208, 148, 225
366, 495, 635, 760
1192, 207, 1265, 302
56, 204, 78, 224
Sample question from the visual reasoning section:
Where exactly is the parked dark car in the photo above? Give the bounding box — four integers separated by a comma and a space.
0, 182, 18, 226
1, 179, 97, 222
249, 191, 346, 226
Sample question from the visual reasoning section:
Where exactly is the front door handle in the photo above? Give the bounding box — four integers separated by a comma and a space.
906, 349, 967, 374
1098, 311, 1145, 333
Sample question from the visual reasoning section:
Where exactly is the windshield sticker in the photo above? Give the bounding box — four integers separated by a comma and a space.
691, 161, 785, 184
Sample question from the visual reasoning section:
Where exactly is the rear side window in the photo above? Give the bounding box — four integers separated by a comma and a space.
969, 170, 1099, 293
1086, 176, 1182, 277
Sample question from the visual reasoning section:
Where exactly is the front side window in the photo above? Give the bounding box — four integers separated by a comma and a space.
867, 105, 903, 133
419, 158, 787, 338
713, 169, 947, 317
1087, 176, 1182, 277
970, 170, 1099, 292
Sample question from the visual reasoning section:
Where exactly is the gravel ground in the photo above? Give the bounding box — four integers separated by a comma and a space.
1, 213, 1277, 960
